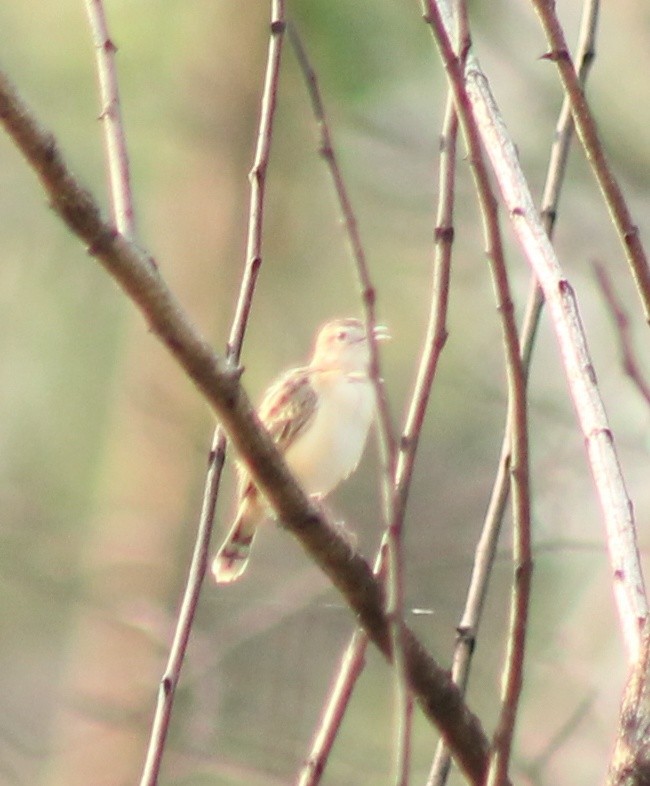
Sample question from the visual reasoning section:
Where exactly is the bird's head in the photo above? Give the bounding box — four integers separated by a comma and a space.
311, 317, 390, 374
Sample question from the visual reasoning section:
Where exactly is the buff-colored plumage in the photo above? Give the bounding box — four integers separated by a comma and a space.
211, 317, 388, 583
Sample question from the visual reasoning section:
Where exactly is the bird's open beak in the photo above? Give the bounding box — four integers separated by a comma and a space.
373, 325, 391, 341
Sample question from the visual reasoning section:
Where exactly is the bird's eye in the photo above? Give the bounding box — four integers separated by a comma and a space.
336, 330, 348, 342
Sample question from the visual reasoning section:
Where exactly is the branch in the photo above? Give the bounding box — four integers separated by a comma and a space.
296, 630, 368, 786
428, 7, 601, 784
594, 261, 650, 407
0, 69, 493, 786
286, 25, 397, 474
424, 6, 532, 783
286, 26, 411, 785
84, 0, 136, 238
425, 0, 647, 664
138, 3, 285, 784
290, 22, 461, 784
530, 0, 650, 324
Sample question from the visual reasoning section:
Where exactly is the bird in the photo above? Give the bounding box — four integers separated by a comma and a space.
211, 317, 389, 584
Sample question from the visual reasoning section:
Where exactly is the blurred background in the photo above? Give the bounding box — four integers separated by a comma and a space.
0, 1, 649, 784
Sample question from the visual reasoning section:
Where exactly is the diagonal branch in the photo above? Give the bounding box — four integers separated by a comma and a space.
0, 68, 494, 786
425, 0, 647, 665
286, 26, 412, 785
427, 1, 601, 783
594, 261, 650, 407
530, 0, 650, 324
423, 6, 532, 783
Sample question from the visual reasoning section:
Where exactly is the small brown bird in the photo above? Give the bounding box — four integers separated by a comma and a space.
211, 317, 389, 583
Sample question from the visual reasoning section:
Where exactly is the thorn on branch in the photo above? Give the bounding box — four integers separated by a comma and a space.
363, 286, 376, 308
43, 134, 57, 163
162, 676, 174, 696
86, 226, 118, 257
208, 439, 227, 468
250, 255, 262, 276
540, 48, 571, 62
540, 206, 556, 226
434, 225, 454, 243
456, 625, 476, 654
223, 363, 245, 385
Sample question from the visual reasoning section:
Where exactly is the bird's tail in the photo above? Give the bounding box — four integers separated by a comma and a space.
211, 502, 259, 584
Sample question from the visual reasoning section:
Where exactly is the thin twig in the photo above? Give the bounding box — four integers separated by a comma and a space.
384, 77, 458, 786
287, 26, 410, 786
289, 24, 461, 785
530, 0, 650, 324
0, 67, 494, 786
427, 2, 601, 783
139, 4, 285, 784
427, 0, 647, 665
594, 261, 650, 406
423, 5, 532, 783
84, 0, 135, 238
523, 694, 594, 782
286, 25, 396, 475
296, 630, 368, 786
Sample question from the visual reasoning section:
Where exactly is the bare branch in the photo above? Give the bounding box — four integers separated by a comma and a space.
530, 0, 650, 324
424, 0, 647, 664
296, 630, 368, 786
287, 26, 412, 784
423, 4, 532, 783
84, 0, 136, 238
0, 68, 492, 786
427, 6, 602, 782
286, 24, 397, 475
138, 4, 285, 784
594, 261, 650, 407
290, 19, 462, 783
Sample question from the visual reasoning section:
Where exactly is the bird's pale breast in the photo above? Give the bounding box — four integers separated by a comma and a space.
283, 372, 375, 496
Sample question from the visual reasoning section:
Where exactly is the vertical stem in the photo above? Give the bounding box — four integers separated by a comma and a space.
286, 27, 411, 783
84, 0, 136, 238
138, 4, 285, 784
423, 3, 532, 784
291, 19, 458, 783
427, 1, 601, 783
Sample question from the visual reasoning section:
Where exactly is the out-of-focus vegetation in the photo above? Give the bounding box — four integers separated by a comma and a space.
0, 2, 649, 785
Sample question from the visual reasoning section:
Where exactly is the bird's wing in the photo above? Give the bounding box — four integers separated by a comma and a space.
235, 367, 318, 501
257, 367, 318, 451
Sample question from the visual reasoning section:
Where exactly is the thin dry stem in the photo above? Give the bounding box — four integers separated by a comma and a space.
0, 66, 493, 786
423, 4, 532, 783
291, 23, 458, 784
287, 26, 411, 785
296, 630, 368, 786
530, 0, 650, 324
427, 0, 647, 664
84, 0, 135, 238
594, 261, 650, 406
139, 4, 285, 784
427, 6, 601, 782
286, 26, 395, 473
